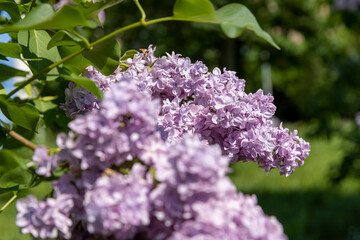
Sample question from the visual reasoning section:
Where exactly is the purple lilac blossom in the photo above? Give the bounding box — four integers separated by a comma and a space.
148, 135, 286, 240
18, 45, 305, 239
83, 164, 152, 239
58, 80, 161, 172
61, 66, 114, 118
149, 135, 236, 236
170, 193, 286, 240
18, 80, 288, 239
61, 46, 310, 176
112, 46, 310, 176
16, 195, 73, 239
27, 146, 59, 177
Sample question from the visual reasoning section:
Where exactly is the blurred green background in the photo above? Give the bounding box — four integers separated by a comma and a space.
2, 0, 360, 239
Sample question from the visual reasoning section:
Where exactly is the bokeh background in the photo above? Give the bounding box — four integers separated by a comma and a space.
1, 0, 360, 239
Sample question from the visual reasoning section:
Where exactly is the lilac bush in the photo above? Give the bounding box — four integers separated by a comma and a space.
15, 47, 310, 239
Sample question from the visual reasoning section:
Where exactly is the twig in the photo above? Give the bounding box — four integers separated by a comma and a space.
2, 127, 37, 150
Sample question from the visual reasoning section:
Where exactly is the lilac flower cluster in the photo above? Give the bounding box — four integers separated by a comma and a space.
62, 46, 310, 176
59, 79, 160, 172
110, 47, 310, 176
61, 66, 115, 118
17, 78, 288, 239
16, 195, 73, 239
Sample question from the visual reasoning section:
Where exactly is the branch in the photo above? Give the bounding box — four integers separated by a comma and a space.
2, 126, 37, 150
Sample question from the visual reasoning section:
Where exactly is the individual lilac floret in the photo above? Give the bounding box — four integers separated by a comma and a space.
61, 66, 114, 118
170, 193, 287, 240
27, 146, 58, 177
83, 164, 152, 239
16, 195, 74, 239
58, 80, 161, 171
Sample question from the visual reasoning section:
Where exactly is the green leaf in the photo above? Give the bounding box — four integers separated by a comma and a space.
0, 149, 32, 192
0, 0, 20, 22
0, 4, 96, 34
18, 30, 62, 78
0, 64, 28, 82
173, 0, 218, 22
33, 99, 57, 112
84, 38, 120, 75
7, 103, 40, 132
216, 3, 280, 49
78, 0, 123, 20
60, 74, 103, 100
0, 149, 30, 172
0, 149, 19, 178
60, 45, 91, 75
47, 30, 82, 49
120, 49, 138, 61
0, 42, 22, 59
0, 96, 40, 132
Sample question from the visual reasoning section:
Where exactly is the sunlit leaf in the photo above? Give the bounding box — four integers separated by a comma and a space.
18, 30, 61, 78
120, 49, 138, 61
0, 4, 96, 34
216, 3, 280, 49
173, 0, 217, 22
0, 42, 22, 59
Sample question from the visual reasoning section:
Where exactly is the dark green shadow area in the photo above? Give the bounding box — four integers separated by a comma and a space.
256, 191, 360, 240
